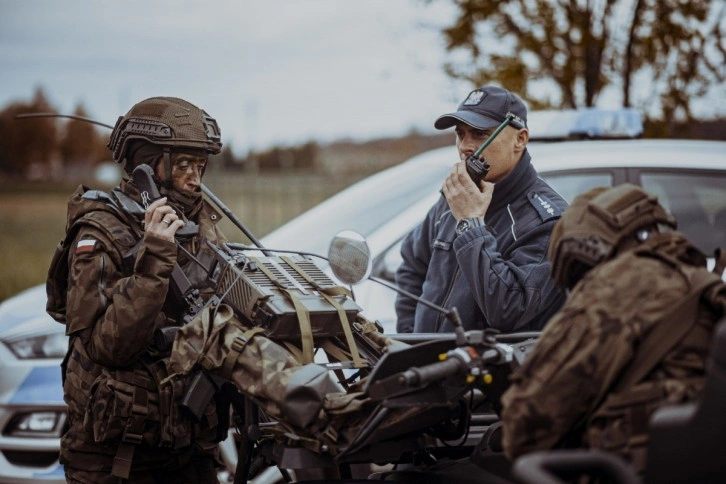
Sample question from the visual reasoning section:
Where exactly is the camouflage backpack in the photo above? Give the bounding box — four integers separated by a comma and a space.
585, 237, 726, 474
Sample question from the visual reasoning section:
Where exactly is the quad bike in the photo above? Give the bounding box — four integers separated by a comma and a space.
213, 229, 726, 484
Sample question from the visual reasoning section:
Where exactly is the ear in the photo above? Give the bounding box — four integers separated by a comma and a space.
514, 128, 529, 152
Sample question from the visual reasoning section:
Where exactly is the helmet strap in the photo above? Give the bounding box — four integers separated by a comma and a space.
163, 147, 174, 189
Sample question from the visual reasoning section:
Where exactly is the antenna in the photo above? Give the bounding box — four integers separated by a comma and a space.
14, 112, 115, 130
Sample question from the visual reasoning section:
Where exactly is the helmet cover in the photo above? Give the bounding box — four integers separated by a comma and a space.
548, 183, 677, 289
108, 97, 222, 163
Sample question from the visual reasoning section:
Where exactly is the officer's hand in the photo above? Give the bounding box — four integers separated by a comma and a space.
145, 197, 184, 242
443, 161, 494, 220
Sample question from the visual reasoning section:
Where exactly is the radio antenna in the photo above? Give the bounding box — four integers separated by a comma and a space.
14, 112, 115, 130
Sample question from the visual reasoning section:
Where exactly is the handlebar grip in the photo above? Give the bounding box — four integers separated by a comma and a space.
399, 356, 467, 387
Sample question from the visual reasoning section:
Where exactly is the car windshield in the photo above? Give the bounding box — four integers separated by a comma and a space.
263, 147, 456, 254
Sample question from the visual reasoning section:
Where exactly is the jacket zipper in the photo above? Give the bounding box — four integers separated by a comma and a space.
435, 264, 460, 332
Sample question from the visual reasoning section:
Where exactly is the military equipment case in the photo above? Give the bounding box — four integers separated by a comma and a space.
207, 244, 361, 340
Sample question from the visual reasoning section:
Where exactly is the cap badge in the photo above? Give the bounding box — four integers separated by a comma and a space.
463, 90, 486, 106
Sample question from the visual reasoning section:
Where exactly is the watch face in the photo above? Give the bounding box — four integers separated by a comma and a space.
456, 219, 470, 236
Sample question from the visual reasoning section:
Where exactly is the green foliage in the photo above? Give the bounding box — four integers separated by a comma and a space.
436, 0, 725, 125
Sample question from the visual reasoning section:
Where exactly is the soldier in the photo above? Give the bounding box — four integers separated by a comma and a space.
47, 97, 228, 483
395, 85, 568, 334
501, 184, 726, 474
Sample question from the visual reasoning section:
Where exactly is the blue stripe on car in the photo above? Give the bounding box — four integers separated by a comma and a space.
10, 366, 64, 405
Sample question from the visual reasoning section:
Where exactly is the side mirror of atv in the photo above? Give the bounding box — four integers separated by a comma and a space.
328, 230, 372, 285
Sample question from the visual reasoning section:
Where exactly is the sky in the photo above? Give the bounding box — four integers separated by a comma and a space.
0, 0, 469, 155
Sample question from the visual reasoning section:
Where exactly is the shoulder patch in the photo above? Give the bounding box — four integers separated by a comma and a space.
528, 192, 562, 222
75, 239, 98, 254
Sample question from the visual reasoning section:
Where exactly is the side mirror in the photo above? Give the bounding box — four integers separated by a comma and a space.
328, 230, 372, 285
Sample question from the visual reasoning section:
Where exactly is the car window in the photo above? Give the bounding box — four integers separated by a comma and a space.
540, 172, 614, 202
639, 171, 726, 255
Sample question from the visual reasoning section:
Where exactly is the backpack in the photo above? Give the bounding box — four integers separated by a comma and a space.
585, 237, 726, 473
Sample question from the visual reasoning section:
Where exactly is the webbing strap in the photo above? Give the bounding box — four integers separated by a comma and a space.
614, 267, 721, 393
319, 339, 352, 364
111, 372, 150, 479
251, 257, 314, 363
222, 327, 267, 377
281, 256, 363, 368
283, 341, 304, 361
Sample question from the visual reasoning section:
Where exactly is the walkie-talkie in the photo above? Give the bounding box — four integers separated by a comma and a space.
131, 164, 199, 238
465, 114, 515, 186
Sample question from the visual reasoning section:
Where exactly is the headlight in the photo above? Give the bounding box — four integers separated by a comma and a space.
4, 333, 67, 359
4, 411, 66, 438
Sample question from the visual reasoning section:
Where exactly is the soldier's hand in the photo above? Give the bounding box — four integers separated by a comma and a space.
443, 161, 494, 220
145, 197, 184, 242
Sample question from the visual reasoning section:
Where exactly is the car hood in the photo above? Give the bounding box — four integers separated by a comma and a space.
0, 285, 62, 339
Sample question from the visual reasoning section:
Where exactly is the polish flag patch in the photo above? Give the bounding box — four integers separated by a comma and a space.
75, 239, 97, 254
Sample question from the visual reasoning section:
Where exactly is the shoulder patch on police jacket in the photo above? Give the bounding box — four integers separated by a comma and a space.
528, 192, 562, 222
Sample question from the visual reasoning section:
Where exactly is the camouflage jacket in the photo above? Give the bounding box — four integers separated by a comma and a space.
500, 232, 725, 470
56, 181, 225, 472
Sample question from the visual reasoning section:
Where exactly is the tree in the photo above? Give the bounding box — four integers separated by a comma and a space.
59, 103, 103, 165
434, 0, 725, 125
0, 87, 59, 177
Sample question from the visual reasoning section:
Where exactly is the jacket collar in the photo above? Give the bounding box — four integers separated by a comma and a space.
489, 149, 536, 212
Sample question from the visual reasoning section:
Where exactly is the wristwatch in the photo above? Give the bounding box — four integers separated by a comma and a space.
455, 217, 485, 237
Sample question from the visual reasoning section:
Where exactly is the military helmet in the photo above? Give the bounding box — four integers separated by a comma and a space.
107, 97, 222, 163
548, 183, 677, 290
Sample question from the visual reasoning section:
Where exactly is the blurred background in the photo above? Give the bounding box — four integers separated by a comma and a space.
1, 0, 725, 301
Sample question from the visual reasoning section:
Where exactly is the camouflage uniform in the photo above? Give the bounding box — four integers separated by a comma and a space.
57, 180, 226, 482
500, 185, 726, 474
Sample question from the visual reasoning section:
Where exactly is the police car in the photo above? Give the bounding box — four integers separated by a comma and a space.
0, 284, 66, 483
264, 137, 726, 332
1, 109, 725, 482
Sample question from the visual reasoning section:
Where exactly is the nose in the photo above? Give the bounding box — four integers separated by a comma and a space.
458, 132, 479, 157
188, 167, 201, 183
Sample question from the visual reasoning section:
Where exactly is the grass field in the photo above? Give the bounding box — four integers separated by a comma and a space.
0, 172, 361, 302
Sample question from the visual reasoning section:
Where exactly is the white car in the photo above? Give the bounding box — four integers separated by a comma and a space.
264, 138, 726, 332
1, 118, 725, 481
0, 284, 67, 483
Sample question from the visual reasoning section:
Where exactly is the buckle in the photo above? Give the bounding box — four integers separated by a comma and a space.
123, 430, 143, 445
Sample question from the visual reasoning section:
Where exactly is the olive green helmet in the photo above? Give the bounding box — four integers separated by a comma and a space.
107, 96, 222, 163
548, 183, 677, 290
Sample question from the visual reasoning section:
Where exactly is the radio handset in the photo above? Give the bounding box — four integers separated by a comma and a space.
131, 164, 199, 238
465, 114, 515, 186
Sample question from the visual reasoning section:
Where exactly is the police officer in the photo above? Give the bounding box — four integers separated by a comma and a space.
501, 184, 726, 474
395, 85, 568, 334
49, 97, 226, 482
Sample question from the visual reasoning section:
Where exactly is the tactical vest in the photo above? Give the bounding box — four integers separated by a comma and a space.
585, 235, 726, 474
47, 185, 221, 479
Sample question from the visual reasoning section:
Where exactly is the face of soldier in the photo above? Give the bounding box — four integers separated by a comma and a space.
156, 152, 207, 194
454, 122, 529, 182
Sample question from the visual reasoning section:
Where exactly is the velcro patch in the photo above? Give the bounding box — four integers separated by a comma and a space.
75, 239, 97, 254
529, 193, 562, 222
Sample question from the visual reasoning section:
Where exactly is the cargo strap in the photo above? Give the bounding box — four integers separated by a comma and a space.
223, 327, 267, 377
251, 256, 315, 364
281, 256, 363, 368
111, 370, 153, 479
613, 259, 722, 393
